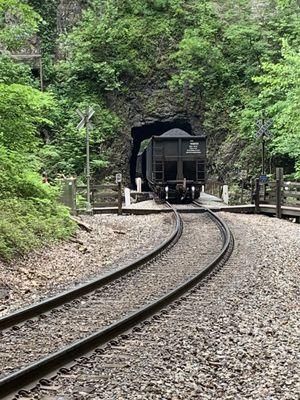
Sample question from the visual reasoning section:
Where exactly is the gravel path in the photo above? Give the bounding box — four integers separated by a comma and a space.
0, 213, 222, 379
22, 213, 299, 400
0, 214, 173, 317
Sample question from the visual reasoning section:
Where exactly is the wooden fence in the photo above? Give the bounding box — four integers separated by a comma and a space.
205, 180, 223, 198
77, 184, 121, 208
258, 181, 300, 205
253, 168, 300, 218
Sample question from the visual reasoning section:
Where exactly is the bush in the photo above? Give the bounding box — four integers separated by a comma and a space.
0, 198, 75, 260
0, 147, 76, 260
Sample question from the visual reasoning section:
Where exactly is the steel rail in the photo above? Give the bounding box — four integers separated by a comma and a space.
0, 208, 232, 399
0, 203, 182, 331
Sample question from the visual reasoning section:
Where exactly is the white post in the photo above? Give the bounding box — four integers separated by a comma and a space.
124, 188, 131, 207
222, 185, 229, 204
201, 185, 205, 193
136, 177, 142, 193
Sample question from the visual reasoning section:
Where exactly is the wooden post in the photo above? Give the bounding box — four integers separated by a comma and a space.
241, 180, 244, 204
275, 167, 283, 219
276, 179, 282, 219
117, 182, 122, 215
218, 184, 222, 199
39, 56, 44, 92
251, 179, 254, 204
261, 182, 266, 202
255, 178, 260, 213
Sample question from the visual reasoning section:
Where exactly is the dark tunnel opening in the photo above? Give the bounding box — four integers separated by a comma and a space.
129, 119, 192, 188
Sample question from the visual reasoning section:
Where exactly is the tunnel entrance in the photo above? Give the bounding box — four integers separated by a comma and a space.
129, 119, 192, 188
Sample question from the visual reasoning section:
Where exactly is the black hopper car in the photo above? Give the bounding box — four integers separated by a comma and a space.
136, 128, 206, 202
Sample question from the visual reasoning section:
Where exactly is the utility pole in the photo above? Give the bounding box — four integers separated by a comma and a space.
77, 106, 95, 212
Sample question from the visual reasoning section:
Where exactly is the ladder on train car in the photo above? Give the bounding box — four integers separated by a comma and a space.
197, 161, 205, 181
153, 142, 164, 182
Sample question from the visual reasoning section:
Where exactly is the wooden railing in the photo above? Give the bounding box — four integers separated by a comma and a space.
283, 182, 300, 206
253, 169, 300, 218
77, 184, 121, 207
205, 180, 223, 198
258, 181, 300, 207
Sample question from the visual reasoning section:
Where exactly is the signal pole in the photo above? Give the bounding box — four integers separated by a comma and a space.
77, 106, 95, 212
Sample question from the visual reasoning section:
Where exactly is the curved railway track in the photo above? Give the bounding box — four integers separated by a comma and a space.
0, 204, 233, 399
0, 203, 181, 331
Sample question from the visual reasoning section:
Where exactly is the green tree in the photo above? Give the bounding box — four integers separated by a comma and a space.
0, 83, 55, 151
254, 42, 300, 177
0, 0, 41, 51
0, 1, 75, 260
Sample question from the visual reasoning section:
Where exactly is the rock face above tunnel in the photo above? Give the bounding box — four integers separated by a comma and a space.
105, 85, 203, 186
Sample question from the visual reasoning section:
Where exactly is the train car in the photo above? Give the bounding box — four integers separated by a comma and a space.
138, 128, 206, 202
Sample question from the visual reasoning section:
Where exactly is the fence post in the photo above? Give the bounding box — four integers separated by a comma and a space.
124, 188, 131, 207
275, 167, 283, 219
115, 173, 123, 215
240, 179, 244, 204
251, 179, 254, 204
222, 185, 229, 204
218, 184, 223, 199
254, 178, 260, 213
135, 177, 142, 193
117, 182, 122, 215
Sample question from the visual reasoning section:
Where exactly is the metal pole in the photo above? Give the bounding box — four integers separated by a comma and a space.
255, 179, 259, 212
262, 136, 265, 175
76, 107, 94, 214
86, 120, 92, 212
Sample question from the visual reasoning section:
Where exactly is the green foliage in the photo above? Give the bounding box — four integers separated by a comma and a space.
0, 0, 41, 51
0, 147, 75, 260
27, 0, 59, 52
39, 95, 121, 177
0, 1, 75, 259
169, 0, 300, 179
0, 55, 34, 85
0, 147, 51, 199
0, 198, 75, 260
254, 43, 300, 177
59, 0, 206, 92
0, 83, 55, 150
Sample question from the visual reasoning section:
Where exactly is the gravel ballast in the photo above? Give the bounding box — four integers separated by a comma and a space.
0, 213, 172, 316
0, 213, 222, 379
21, 212, 299, 400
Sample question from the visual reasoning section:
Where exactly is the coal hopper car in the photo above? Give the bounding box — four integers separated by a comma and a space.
137, 128, 206, 202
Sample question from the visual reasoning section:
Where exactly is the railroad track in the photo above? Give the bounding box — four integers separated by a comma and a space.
0, 204, 233, 399
0, 203, 180, 331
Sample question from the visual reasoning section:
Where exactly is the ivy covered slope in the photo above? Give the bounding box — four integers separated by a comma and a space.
37, 0, 299, 181
0, 0, 75, 260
